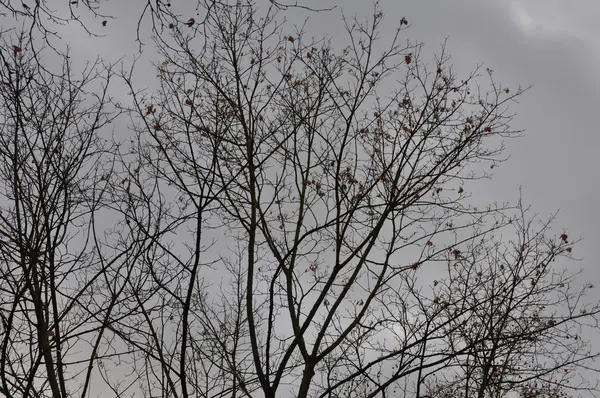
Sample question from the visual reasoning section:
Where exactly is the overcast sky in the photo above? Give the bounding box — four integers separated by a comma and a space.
34, 0, 600, 395
66, 0, 600, 247
57, 0, 600, 339
71, 0, 600, 279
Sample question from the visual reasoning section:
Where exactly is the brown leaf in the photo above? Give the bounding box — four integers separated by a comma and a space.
186, 18, 195, 27
560, 233, 568, 243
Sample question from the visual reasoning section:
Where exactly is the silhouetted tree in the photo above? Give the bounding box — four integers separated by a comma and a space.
0, 35, 147, 398
109, 1, 600, 397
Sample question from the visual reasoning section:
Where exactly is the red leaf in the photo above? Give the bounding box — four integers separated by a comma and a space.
102, 20, 107, 26
12, 46, 21, 55
405, 54, 412, 64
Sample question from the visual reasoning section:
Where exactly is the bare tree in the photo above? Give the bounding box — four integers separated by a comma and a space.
0, 35, 147, 398
0, 0, 332, 51
108, 1, 600, 398
419, 206, 598, 398
1, 1, 598, 398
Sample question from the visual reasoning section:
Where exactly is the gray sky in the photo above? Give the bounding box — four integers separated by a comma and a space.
63, 0, 600, 260
38, 0, 600, 395
315, 0, 600, 277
